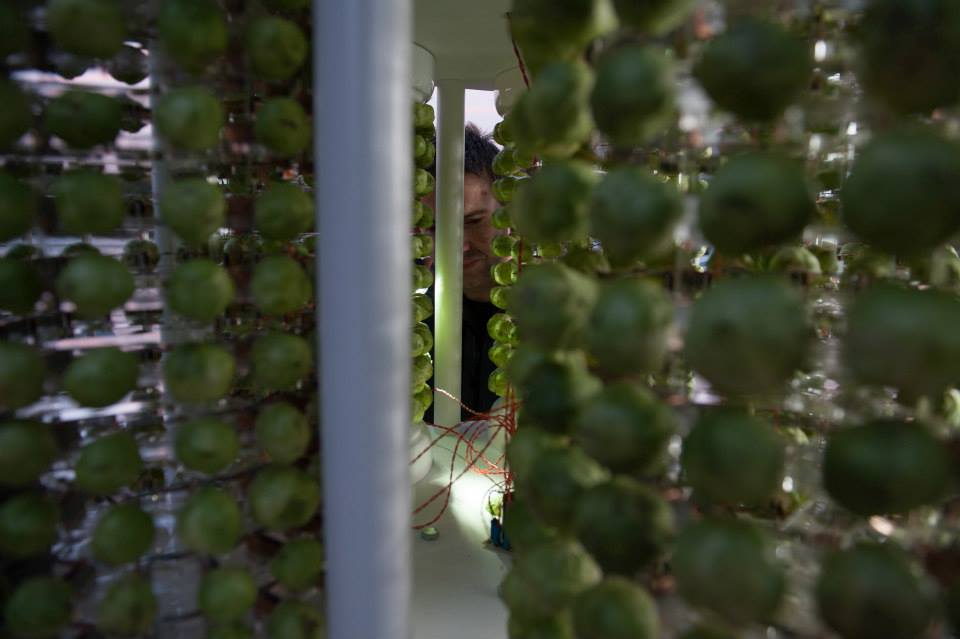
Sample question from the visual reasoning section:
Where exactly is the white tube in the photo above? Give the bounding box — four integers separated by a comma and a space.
433, 81, 466, 429
433, 80, 464, 426
314, 1, 412, 638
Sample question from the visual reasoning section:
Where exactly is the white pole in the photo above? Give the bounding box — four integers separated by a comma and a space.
314, 1, 412, 637
433, 81, 465, 429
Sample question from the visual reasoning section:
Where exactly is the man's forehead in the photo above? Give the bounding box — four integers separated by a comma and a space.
464, 172, 493, 190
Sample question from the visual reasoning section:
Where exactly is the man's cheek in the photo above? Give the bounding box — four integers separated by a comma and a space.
482, 228, 500, 252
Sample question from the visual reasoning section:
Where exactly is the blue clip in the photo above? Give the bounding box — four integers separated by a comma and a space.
489, 518, 502, 546
489, 518, 511, 551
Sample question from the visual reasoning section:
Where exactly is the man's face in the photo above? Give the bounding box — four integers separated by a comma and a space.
462, 172, 500, 301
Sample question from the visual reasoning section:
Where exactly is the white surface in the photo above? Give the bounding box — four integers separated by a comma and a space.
410, 423, 435, 485
413, 0, 515, 86
427, 89, 504, 138
411, 426, 510, 639
433, 81, 466, 430
314, 0, 413, 637
494, 67, 526, 115
412, 44, 436, 103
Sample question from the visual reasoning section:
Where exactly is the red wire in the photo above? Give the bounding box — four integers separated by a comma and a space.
505, 13, 532, 89
410, 388, 519, 529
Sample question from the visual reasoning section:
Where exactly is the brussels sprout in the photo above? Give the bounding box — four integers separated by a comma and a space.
673, 518, 785, 626
824, 419, 950, 516
817, 543, 937, 639
681, 410, 785, 506
841, 127, 960, 257
512, 161, 596, 244
699, 153, 814, 255
158, 0, 228, 71
694, 18, 811, 121
591, 46, 675, 146
47, 0, 126, 58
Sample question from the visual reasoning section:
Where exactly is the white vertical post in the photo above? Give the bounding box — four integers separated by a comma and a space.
314, 1, 412, 637
433, 81, 465, 428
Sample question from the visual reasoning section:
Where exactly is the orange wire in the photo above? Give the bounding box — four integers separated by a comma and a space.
410, 387, 518, 529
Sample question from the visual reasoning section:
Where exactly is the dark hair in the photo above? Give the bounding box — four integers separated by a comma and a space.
426, 123, 499, 180
465, 123, 499, 180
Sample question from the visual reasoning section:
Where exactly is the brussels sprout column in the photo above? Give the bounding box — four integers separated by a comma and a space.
433, 81, 466, 428
314, 1, 412, 638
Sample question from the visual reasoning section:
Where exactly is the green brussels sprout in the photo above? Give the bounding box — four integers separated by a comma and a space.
841, 127, 960, 257
158, 0, 228, 72
98, 574, 157, 636
500, 539, 601, 617
527, 446, 607, 528
585, 278, 671, 376
106, 45, 148, 84
167, 259, 235, 321
56, 255, 134, 318
0, 342, 45, 411
693, 18, 811, 121
699, 153, 814, 255
251, 256, 312, 315
4, 577, 73, 639
175, 419, 239, 474
512, 161, 596, 244
250, 333, 313, 392
591, 46, 675, 146
512, 60, 595, 159
47, 0, 126, 58
858, 0, 960, 114
510, 263, 597, 351
270, 539, 324, 591
247, 17, 308, 80
44, 90, 121, 148
177, 487, 242, 554
256, 402, 311, 464
198, 568, 256, 622
0, 171, 35, 240
256, 98, 311, 156
845, 284, 960, 399
673, 518, 785, 626
0, 257, 43, 314
163, 343, 235, 403
248, 465, 321, 530
154, 88, 224, 151
75, 432, 143, 495
589, 166, 682, 266
92, 503, 155, 565
573, 478, 673, 575
612, 0, 698, 34
0, 493, 59, 558
572, 577, 659, 639
681, 410, 785, 506
573, 382, 674, 474
817, 543, 937, 639
255, 183, 313, 240
160, 178, 227, 246
0, 421, 57, 487
52, 171, 124, 235
63, 347, 138, 408
824, 419, 950, 516
684, 277, 810, 396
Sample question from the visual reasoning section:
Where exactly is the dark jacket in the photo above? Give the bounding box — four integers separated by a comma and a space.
424, 293, 499, 423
